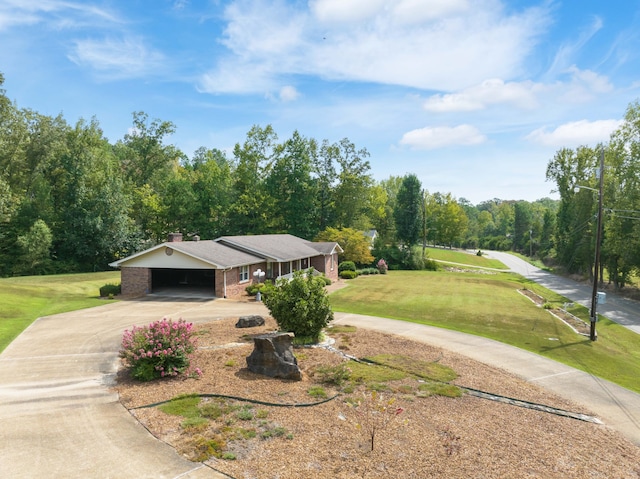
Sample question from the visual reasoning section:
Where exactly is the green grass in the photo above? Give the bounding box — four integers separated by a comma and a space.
0, 271, 120, 353
329, 271, 640, 393
159, 394, 202, 417
424, 247, 507, 269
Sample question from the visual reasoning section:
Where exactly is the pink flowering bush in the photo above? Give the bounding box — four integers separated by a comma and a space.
119, 318, 198, 382
376, 258, 388, 274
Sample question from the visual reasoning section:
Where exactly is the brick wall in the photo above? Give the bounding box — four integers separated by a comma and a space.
310, 254, 339, 281
121, 267, 151, 296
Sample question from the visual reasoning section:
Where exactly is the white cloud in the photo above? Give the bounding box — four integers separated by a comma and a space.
0, 0, 119, 31
199, 62, 277, 94
525, 119, 623, 148
560, 66, 613, 103
279, 85, 300, 102
422, 65, 614, 113
199, 0, 551, 94
423, 78, 541, 112
400, 124, 487, 150
309, 0, 386, 23
68, 36, 165, 79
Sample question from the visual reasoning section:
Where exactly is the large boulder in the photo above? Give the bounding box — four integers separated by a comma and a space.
235, 315, 265, 328
246, 332, 302, 381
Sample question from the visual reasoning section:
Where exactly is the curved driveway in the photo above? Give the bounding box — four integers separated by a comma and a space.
486, 251, 640, 333
0, 297, 268, 479
2, 260, 640, 478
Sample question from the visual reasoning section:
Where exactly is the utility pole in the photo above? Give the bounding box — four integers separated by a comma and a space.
590, 150, 605, 341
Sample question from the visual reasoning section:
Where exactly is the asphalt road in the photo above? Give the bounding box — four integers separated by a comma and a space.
486, 251, 640, 334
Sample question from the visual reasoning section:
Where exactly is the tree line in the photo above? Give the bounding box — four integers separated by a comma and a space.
1, 72, 639, 286
546, 100, 640, 289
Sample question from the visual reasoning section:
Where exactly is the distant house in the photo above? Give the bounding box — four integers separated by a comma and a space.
109, 233, 343, 299
363, 229, 378, 248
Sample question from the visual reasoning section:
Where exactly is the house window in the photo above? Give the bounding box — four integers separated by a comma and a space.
240, 265, 249, 282
266, 261, 273, 278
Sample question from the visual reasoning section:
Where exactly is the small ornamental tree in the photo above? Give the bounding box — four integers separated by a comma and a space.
376, 258, 388, 274
119, 318, 199, 381
263, 269, 334, 343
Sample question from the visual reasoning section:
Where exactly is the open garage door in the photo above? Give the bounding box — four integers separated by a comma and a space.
151, 268, 215, 297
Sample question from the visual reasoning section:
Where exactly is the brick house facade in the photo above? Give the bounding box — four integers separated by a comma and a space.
110, 234, 342, 299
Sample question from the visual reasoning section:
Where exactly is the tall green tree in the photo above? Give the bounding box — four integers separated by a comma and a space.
513, 201, 532, 253
228, 124, 278, 234
605, 100, 640, 288
394, 174, 422, 248
186, 147, 233, 239
332, 139, 373, 229
313, 139, 339, 231
15, 219, 52, 275
51, 118, 135, 270
117, 111, 181, 188
546, 146, 601, 275
266, 131, 318, 238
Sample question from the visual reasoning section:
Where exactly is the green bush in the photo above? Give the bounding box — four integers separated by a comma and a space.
100, 283, 121, 297
338, 261, 356, 272
263, 269, 333, 342
357, 268, 379, 275
340, 270, 358, 279
318, 275, 332, 286
245, 283, 263, 296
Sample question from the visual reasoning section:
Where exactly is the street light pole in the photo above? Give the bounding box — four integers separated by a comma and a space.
589, 150, 605, 341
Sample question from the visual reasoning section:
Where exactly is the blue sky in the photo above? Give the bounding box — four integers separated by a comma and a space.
1, 0, 639, 204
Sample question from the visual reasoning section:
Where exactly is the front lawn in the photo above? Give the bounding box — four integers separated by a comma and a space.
0, 271, 120, 352
329, 271, 640, 393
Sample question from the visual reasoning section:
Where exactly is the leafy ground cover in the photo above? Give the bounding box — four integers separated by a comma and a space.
330, 270, 640, 393
0, 271, 119, 352
424, 246, 507, 269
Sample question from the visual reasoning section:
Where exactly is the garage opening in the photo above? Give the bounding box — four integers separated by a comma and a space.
151, 268, 215, 297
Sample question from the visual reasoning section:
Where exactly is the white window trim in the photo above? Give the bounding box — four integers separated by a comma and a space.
239, 265, 249, 283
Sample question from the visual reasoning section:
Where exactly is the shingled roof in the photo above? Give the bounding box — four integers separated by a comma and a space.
215, 234, 341, 262
109, 234, 341, 269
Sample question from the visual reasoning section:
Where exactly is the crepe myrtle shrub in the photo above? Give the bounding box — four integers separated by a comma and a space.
376, 258, 388, 274
263, 269, 334, 343
119, 318, 199, 381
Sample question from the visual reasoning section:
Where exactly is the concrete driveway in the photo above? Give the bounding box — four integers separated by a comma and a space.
0, 297, 268, 479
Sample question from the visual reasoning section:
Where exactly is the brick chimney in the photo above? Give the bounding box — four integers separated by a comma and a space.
167, 233, 183, 242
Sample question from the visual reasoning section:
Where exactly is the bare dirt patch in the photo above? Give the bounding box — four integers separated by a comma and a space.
114, 316, 640, 479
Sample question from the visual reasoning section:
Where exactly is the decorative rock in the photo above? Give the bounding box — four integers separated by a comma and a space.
246, 332, 302, 380
235, 315, 265, 328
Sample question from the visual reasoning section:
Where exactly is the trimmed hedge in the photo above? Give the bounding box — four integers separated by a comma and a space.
338, 261, 356, 272
100, 283, 121, 297
340, 270, 358, 279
